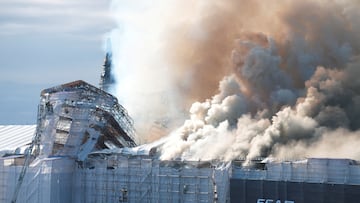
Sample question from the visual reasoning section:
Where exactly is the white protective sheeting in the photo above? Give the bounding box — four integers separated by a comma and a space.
0, 155, 231, 203
0, 157, 75, 203
232, 158, 360, 185
74, 156, 231, 203
0, 125, 36, 151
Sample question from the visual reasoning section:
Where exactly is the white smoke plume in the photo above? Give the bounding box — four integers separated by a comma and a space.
109, 0, 360, 163
108, 0, 187, 142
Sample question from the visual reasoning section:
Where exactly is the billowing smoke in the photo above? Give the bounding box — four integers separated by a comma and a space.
109, 0, 360, 163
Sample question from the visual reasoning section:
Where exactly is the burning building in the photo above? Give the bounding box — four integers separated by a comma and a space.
0, 52, 360, 202
37, 80, 137, 159
0, 79, 138, 202
2, 0, 360, 202
99, 52, 116, 92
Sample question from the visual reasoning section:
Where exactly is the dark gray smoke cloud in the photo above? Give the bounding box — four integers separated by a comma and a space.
109, 0, 360, 162
157, 0, 360, 163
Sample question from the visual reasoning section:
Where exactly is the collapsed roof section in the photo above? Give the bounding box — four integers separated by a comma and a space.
35, 80, 137, 160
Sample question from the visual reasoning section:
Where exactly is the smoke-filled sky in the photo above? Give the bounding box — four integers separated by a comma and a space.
0, 0, 112, 124
109, 0, 360, 163
3, 0, 360, 162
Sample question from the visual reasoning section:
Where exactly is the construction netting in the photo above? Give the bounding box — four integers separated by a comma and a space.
232, 158, 360, 184
0, 155, 230, 203
74, 155, 230, 203
0, 157, 75, 203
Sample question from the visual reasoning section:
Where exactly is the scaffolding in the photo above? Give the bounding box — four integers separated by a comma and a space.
74, 155, 230, 203
0, 157, 75, 203
0, 155, 230, 203
36, 80, 137, 160
230, 159, 360, 203
1, 80, 141, 203
232, 158, 360, 185
2, 155, 360, 203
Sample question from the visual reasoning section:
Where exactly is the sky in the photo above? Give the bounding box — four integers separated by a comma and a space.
0, 0, 113, 124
